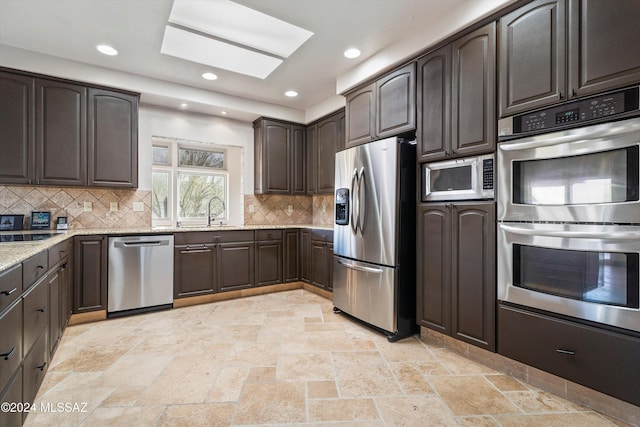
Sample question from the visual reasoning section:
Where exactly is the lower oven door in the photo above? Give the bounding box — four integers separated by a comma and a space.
498, 222, 640, 332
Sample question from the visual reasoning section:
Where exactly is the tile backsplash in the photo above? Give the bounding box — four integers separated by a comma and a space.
244, 194, 333, 226
0, 185, 151, 229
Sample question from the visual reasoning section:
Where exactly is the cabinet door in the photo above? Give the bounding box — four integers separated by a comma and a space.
306, 125, 317, 195
174, 245, 215, 298
417, 45, 451, 162
452, 23, 496, 157
376, 63, 416, 139
451, 202, 495, 351
300, 230, 310, 282
218, 242, 254, 291
59, 259, 71, 331
338, 110, 346, 152
283, 229, 299, 282
48, 266, 60, 356
291, 125, 306, 195
87, 88, 138, 188
0, 299, 22, 395
326, 243, 334, 291
316, 114, 339, 194
0, 71, 34, 184
499, 0, 566, 117
416, 204, 451, 334
309, 241, 329, 289
345, 83, 375, 148
36, 79, 86, 186
256, 240, 283, 286
568, 0, 640, 97
263, 120, 291, 194
0, 367, 22, 427
73, 236, 107, 313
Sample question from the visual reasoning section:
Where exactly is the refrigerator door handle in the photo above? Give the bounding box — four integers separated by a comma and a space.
350, 168, 359, 233
337, 258, 383, 274
358, 167, 366, 233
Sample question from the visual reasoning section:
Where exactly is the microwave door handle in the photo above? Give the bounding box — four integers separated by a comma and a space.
358, 167, 366, 233
499, 223, 640, 240
350, 168, 359, 234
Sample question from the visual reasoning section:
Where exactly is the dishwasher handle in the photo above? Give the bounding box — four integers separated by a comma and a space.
113, 239, 171, 248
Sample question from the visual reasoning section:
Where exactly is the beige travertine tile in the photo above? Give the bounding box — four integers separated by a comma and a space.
233, 381, 306, 424
91, 355, 173, 387
247, 366, 276, 382
158, 403, 235, 427
225, 341, 280, 366
390, 362, 435, 394
567, 381, 640, 427
375, 395, 459, 427
485, 374, 529, 392
81, 406, 165, 426
281, 331, 354, 352
351, 338, 377, 350
432, 348, 498, 375
429, 376, 520, 416
307, 380, 339, 399
526, 366, 567, 398
457, 415, 501, 427
305, 322, 346, 332
308, 398, 379, 422
101, 386, 146, 407
206, 366, 250, 402
415, 360, 451, 376
376, 336, 434, 362
277, 352, 335, 381
332, 351, 402, 397
49, 346, 129, 372
507, 390, 587, 413
494, 412, 616, 426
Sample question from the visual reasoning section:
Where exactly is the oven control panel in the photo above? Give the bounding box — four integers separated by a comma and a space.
499, 85, 640, 138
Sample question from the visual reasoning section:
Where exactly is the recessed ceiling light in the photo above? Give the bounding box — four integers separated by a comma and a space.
202, 72, 218, 80
180, 103, 188, 109
344, 48, 361, 59
285, 90, 298, 97
96, 44, 118, 56
221, 111, 227, 115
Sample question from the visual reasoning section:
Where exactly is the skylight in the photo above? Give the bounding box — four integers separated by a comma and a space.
161, 0, 313, 79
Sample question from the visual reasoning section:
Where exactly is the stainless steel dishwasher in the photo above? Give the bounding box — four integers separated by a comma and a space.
108, 235, 174, 316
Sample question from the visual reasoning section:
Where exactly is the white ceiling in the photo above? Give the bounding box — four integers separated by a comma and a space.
0, 0, 513, 123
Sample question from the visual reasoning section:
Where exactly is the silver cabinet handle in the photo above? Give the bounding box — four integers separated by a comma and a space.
1, 347, 16, 360
337, 259, 382, 274
556, 349, 575, 356
1, 287, 17, 296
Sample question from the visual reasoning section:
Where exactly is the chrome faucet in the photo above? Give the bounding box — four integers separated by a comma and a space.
207, 196, 225, 227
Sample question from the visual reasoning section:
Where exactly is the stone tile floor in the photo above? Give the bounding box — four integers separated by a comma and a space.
24, 289, 630, 426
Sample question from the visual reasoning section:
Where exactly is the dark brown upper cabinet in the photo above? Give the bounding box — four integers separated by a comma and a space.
452, 22, 496, 158
0, 71, 34, 184
499, 0, 640, 117
345, 63, 416, 148
87, 88, 138, 188
36, 79, 87, 186
417, 45, 452, 162
568, 0, 640, 98
345, 83, 375, 147
499, 0, 566, 117
417, 202, 496, 351
306, 109, 344, 195
254, 118, 308, 195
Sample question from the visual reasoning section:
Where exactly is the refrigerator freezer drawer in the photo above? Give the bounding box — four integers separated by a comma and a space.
332, 256, 397, 333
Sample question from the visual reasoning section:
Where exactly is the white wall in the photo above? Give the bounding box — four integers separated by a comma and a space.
138, 105, 254, 225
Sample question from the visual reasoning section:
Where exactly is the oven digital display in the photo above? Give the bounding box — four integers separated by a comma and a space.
555, 108, 580, 124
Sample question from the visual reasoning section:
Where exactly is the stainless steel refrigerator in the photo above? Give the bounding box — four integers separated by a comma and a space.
333, 136, 416, 341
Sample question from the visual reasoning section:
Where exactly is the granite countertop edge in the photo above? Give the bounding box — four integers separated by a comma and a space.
0, 224, 334, 273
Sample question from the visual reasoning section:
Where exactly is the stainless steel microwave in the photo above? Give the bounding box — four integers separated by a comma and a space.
421, 153, 494, 202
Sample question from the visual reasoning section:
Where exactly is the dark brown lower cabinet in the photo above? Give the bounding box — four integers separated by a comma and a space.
304, 229, 334, 291
499, 304, 640, 406
300, 230, 310, 282
255, 230, 283, 287
48, 266, 60, 356
417, 202, 496, 351
173, 244, 216, 298
0, 299, 22, 395
73, 236, 107, 313
218, 241, 254, 292
0, 367, 22, 427
23, 330, 48, 407
283, 229, 299, 282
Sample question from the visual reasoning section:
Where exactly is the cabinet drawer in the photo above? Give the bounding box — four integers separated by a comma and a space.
0, 300, 22, 394
498, 305, 640, 406
23, 331, 47, 406
48, 239, 71, 266
0, 264, 22, 314
23, 251, 48, 289
212, 230, 254, 243
310, 229, 333, 242
23, 278, 48, 354
255, 230, 282, 241
0, 367, 22, 427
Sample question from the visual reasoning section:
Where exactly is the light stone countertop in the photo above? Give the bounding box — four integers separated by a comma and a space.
0, 224, 333, 273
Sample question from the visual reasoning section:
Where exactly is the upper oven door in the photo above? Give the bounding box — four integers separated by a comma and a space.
497, 117, 640, 223
422, 154, 494, 202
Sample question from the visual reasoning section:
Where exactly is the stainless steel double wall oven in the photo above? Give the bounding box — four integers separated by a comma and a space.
497, 85, 640, 333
